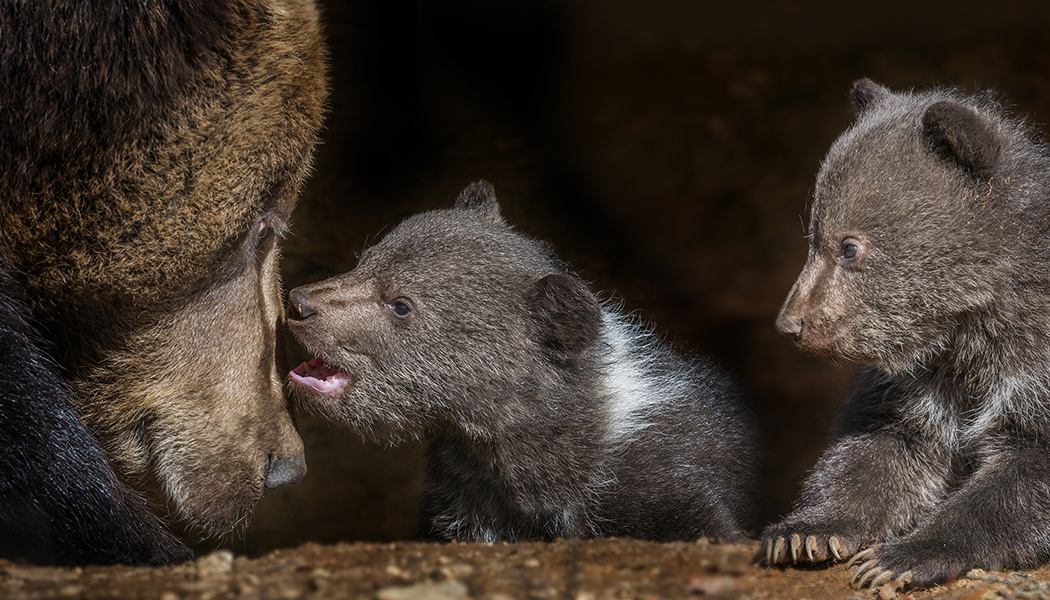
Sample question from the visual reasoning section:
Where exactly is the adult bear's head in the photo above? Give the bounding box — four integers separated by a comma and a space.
0, 0, 327, 536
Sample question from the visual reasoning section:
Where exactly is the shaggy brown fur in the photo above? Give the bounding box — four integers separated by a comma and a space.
0, 0, 328, 537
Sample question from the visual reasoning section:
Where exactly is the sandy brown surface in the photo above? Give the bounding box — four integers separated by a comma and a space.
5, 539, 1050, 600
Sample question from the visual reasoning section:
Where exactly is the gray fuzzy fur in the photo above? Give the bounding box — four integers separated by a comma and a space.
287, 181, 757, 542
765, 79, 1050, 588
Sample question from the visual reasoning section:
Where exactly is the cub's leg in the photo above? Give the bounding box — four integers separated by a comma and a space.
850, 427, 1050, 588
762, 374, 951, 567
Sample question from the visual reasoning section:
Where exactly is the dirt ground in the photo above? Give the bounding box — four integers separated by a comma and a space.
5, 539, 1050, 599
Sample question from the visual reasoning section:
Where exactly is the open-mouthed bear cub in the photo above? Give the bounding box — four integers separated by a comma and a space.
764, 79, 1050, 589
286, 181, 757, 542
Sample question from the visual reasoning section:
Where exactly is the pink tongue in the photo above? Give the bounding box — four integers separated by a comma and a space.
290, 357, 350, 394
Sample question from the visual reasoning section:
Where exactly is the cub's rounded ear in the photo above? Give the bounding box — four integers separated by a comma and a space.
525, 273, 601, 358
922, 100, 1001, 179
454, 179, 503, 224
850, 78, 891, 115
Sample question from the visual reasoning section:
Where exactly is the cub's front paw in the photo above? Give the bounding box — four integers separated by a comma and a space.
847, 547, 908, 589
759, 523, 866, 565
848, 542, 970, 589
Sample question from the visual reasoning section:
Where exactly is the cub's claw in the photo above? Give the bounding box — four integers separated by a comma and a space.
805, 535, 818, 561
759, 530, 863, 566
848, 553, 914, 590
869, 569, 895, 589
758, 535, 791, 565
846, 546, 875, 568
850, 559, 881, 587
828, 535, 844, 560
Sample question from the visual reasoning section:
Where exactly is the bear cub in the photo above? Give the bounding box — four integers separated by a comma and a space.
764, 79, 1050, 588
286, 181, 757, 542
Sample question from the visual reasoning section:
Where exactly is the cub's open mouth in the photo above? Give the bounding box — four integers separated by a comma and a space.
289, 357, 351, 395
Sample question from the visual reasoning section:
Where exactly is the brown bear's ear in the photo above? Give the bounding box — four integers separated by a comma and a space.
454, 179, 503, 224
922, 100, 1001, 180
525, 273, 602, 359
850, 78, 891, 115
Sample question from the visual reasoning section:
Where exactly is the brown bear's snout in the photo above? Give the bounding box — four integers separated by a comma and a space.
264, 451, 307, 489
287, 288, 316, 321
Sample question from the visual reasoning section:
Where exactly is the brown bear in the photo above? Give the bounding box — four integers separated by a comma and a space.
0, 0, 327, 563
764, 79, 1050, 588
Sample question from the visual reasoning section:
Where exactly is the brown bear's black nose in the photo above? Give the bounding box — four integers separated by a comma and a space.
264, 451, 307, 489
775, 314, 802, 339
286, 288, 316, 321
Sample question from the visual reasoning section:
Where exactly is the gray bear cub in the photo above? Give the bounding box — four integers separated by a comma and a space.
765, 79, 1050, 588
286, 181, 757, 542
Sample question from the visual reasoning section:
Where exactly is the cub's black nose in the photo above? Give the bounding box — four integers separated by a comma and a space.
775, 314, 802, 339
287, 288, 316, 321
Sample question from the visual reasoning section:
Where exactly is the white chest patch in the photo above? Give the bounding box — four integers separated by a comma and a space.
906, 374, 1044, 449
595, 309, 690, 444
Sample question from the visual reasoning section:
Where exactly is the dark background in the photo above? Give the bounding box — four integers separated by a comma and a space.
220, 0, 1050, 554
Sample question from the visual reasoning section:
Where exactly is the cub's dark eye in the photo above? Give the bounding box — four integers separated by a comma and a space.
840, 238, 864, 261
388, 297, 414, 318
